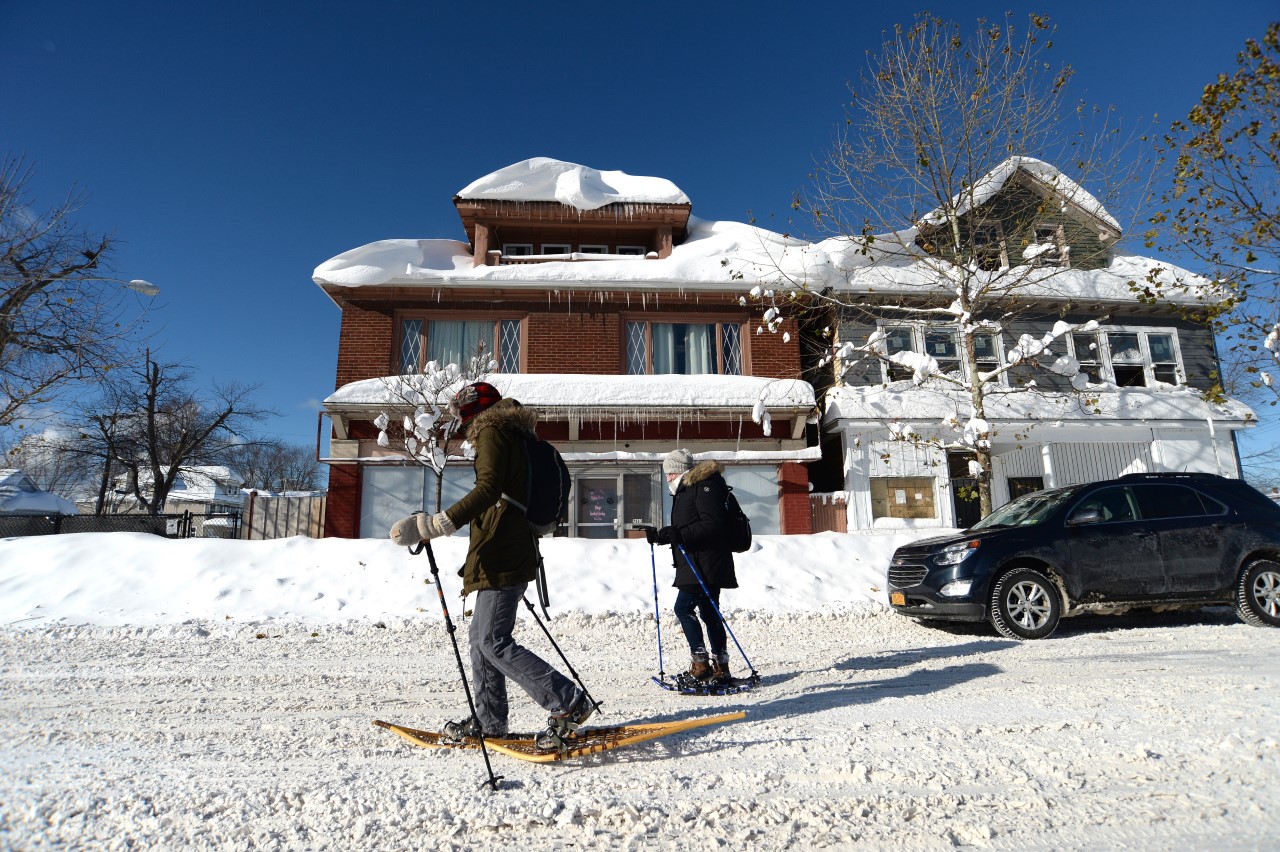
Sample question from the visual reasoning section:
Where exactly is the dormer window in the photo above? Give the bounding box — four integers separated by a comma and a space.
971, 223, 1007, 271
541, 243, 571, 255
503, 243, 533, 256
579, 244, 609, 254
616, 246, 647, 256
1024, 224, 1069, 268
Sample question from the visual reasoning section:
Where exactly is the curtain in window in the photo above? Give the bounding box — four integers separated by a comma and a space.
645, 322, 721, 374
428, 320, 492, 370
651, 324, 679, 373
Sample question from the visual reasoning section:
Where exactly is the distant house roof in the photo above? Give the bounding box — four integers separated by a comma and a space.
0, 469, 79, 515
128, 465, 245, 506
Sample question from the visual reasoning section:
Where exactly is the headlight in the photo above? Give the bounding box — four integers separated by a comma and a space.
935, 539, 980, 566
939, 580, 973, 597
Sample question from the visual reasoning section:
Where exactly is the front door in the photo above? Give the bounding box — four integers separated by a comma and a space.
576, 477, 620, 539
573, 471, 662, 539
948, 452, 981, 529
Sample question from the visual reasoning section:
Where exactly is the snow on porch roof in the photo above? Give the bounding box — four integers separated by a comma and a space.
325, 373, 816, 412
823, 384, 1255, 427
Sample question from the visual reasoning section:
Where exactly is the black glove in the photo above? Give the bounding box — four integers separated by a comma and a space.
655, 526, 674, 546
641, 525, 659, 545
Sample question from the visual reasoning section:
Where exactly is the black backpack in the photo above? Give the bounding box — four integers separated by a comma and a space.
723, 485, 753, 553
505, 435, 571, 537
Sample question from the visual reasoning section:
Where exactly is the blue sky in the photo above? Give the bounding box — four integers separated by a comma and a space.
2, 1, 1276, 456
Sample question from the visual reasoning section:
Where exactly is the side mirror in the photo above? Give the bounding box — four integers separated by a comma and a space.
1068, 506, 1104, 526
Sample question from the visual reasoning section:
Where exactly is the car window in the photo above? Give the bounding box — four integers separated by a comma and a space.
1133, 484, 1219, 520
1071, 486, 1139, 523
973, 487, 1079, 529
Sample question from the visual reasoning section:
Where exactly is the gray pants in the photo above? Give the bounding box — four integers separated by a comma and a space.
468, 583, 577, 736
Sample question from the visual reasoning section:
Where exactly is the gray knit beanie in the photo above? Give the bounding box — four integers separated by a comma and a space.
663, 448, 695, 476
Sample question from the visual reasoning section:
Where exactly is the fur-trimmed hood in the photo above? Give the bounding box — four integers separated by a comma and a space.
679, 459, 725, 487
464, 397, 537, 438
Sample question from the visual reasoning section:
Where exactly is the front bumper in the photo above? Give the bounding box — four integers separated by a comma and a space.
888, 588, 986, 621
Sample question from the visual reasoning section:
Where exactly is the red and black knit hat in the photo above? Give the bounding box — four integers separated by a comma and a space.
450, 381, 502, 424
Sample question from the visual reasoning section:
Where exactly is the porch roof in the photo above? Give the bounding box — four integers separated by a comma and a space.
325, 373, 816, 415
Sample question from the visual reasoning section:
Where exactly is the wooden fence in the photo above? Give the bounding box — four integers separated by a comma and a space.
241, 492, 326, 540
809, 492, 848, 534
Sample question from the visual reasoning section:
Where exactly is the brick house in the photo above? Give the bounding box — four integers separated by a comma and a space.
314, 158, 818, 539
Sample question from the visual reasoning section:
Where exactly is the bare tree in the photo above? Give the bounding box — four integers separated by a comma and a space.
227, 439, 322, 492
2, 426, 97, 499
748, 12, 1160, 515
84, 352, 270, 514
0, 155, 151, 425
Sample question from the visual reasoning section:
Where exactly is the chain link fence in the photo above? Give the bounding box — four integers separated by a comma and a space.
0, 510, 241, 539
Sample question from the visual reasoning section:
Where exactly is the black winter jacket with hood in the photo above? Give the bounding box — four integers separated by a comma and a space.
666, 460, 738, 590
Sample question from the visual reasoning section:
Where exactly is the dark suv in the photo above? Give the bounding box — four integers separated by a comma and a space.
887, 473, 1280, 639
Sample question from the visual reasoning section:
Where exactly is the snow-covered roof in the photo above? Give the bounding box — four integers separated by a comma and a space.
312, 216, 814, 291
918, 156, 1122, 233
130, 466, 245, 503
455, 157, 690, 210
313, 157, 1213, 306
325, 373, 816, 412
824, 383, 1255, 428
0, 469, 79, 515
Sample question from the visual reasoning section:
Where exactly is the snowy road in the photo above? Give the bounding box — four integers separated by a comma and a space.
2, 607, 1278, 850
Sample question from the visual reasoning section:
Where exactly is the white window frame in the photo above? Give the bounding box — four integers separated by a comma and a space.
878, 323, 1005, 385
1029, 223, 1070, 268
616, 245, 647, 256
1067, 325, 1183, 387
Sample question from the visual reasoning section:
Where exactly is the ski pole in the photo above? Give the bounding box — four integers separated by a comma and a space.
519, 594, 601, 715
676, 544, 758, 678
411, 540, 503, 792
648, 540, 666, 682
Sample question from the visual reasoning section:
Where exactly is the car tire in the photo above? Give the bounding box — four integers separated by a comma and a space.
1235, 558, 1280, 628
989, 568, 1061, 640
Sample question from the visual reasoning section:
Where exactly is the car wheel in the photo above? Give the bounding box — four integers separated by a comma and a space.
989, 568, 1061, 640
1235, 559, 1280, 628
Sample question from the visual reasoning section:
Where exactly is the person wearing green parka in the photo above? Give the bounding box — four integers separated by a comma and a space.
389, 381, 594, 752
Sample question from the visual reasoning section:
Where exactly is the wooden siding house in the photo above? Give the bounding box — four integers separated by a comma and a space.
808, 158, 1255, 530
314, 158, 818, 539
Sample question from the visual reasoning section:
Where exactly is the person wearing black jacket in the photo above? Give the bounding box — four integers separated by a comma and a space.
646, 448, 739, 684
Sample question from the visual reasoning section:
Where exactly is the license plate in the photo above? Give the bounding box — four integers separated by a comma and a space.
890, 592, 906, 606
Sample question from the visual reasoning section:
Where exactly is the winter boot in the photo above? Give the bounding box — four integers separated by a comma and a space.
535, 690, 596, 752
441, 716, 483, 743
686, 652, 713, 682
711, 652, 733, 684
